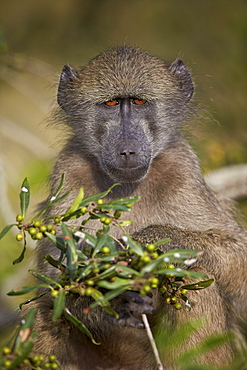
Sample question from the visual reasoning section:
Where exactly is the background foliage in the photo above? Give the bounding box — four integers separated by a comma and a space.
0, 0, 247, 346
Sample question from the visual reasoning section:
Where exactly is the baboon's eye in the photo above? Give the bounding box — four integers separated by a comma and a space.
132, 98, 146, 105
105, 99, 119, 106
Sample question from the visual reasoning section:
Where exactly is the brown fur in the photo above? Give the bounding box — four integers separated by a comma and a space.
26, 46, 247, 369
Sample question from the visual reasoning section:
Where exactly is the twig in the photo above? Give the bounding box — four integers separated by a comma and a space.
142, 313, 164, 370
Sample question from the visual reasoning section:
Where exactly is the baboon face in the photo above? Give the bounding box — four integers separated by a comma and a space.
57, 46, 193, 183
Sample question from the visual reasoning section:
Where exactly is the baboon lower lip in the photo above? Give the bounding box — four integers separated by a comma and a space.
106, 165, 150, 183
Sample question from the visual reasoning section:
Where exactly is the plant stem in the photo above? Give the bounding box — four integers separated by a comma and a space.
142, 313, 164, 370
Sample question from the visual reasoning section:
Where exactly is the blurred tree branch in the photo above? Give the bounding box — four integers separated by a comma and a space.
205, 164, 247, 200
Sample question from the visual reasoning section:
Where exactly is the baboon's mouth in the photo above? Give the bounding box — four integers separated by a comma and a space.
106, 164, 150, 183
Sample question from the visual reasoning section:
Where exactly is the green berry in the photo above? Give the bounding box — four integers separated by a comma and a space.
141, 255, 151, 263
33, 220, 41, 227
171, 296, 177, 303
139, 289, 147, 295
103, 263, 111, 270
102, 246, 110, 254
2, 347, 11, 354
51, 290, 59, 297
51, 364, 58, 369
44, 363, 51, 369
36, 232, 43, 240
16, 214, 24, 222
16, 233, 23, 241
78, 288, 86, 296
143, 284, 151, 292
97, 199, 104, 205
86, 280, 94, 286
175, 302, 182, 310
54, 217, 60, 223
168, 264, 175, 269
114, 210, 122, 219
40, 225, 47, 232
93, 267, 100, 274
103, 218, 111, 225
151, 252, 159, 259
50, 229, 56, 235
181, 289, 188, 295
166, 297, 171, 304
29, 227, 37, 235
47, 224, 53, 231
49, 355, 57, 362
85, 287, 93, 296
100, 216, 106, 223
146, 244, 155, 252
4, 361, 12, 368
150, 277, 159, 285
80, 206, 87, 215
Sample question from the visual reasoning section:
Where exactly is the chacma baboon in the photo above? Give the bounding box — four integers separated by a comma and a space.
27, 46, 247, 370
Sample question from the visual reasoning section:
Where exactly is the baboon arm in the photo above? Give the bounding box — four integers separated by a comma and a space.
131, 224, 247, 308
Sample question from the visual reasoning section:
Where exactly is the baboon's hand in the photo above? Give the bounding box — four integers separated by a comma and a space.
116, 291, 155, 329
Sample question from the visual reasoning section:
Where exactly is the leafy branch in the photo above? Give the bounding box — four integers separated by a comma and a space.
0, 174, 214, 369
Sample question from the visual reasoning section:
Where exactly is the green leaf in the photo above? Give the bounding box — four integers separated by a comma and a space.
76, 264, 94, 281
97, 277, 132, 290
32, 174, 67, 220
0, 224, 16, 240
96, 196, 141, 212
181, 279, 214, 290
93, 266, 116, 282
29, 269, 62, 288
19, 291, 47, 309
155, 268, 186, 277
62, 187, 84, 220
45, 232, 66, 252
44, 254, 61, 268
88, 288, 119, 317
79, 183, 121, 207
91, 286, 130, 307
63, 307, 100, 345
140, 254, 167, 274
184, 270, 206, 280
10, 333, 37, 368
13, 242, 26, 265
153, 238, 171, 247
33, 191, 70, 220
118, 220, 133, 227
7, 285, 45, 296
92, 228, 112, 257
61, 223, 78, 280
52, 290, 66, 321
14, 307, 37, 351
53, 172, 66, 198
122, 234, 145, 256
19, 177, 30, 216
114, 264, 140, 278
75, 231, 97, 248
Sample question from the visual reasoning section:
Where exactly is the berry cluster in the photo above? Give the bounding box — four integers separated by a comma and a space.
2, 347, 60, 369
15, 214, 56, 242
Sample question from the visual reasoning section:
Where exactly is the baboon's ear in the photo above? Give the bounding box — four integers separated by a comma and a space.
169, 59, 194, 102
57, 65, 79, 110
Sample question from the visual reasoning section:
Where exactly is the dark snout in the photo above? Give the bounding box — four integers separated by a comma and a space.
117, 139, 142, 168
100, 133, 152, 183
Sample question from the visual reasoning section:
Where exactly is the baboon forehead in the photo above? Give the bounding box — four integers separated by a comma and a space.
77, 46, 175, 102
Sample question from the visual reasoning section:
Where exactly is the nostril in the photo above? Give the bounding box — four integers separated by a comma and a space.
120, 150, 136, 156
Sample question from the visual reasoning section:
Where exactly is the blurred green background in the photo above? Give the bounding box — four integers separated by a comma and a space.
0, 0, 247, 339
